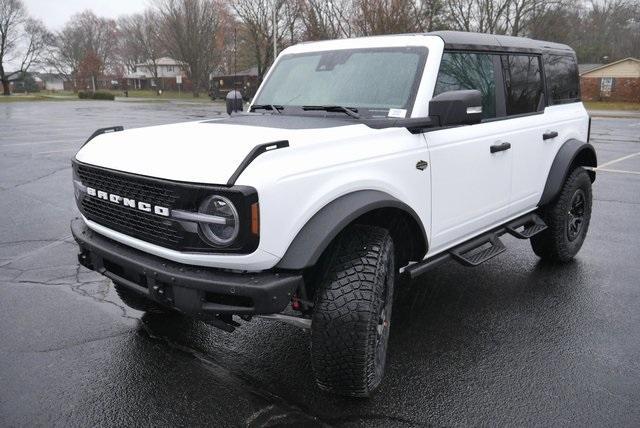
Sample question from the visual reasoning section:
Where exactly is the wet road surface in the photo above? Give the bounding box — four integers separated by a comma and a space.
1, 101, 639, 426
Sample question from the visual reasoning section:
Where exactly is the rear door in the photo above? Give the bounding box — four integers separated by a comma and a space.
497, 53, 552, 213
508, 53, 583, 212
425, 51, 514, 254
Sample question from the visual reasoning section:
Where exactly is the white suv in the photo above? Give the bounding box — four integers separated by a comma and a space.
71, 31, 596, 397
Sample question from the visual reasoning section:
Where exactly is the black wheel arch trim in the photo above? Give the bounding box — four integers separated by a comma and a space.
276, 190, 428, 270
539, 139, 597, 206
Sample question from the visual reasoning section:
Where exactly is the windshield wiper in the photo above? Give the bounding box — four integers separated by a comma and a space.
302, 105, 360, 119
251, 104, 283, 114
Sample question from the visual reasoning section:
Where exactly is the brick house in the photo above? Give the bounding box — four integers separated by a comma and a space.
580, 57, 640, 102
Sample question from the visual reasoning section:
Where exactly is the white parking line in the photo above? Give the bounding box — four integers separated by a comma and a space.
597, 168, 640, 176
35, 147, 77, 155
0, 139, 75, 148
596, 152, 640, 169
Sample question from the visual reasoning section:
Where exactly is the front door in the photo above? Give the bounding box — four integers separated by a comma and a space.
424, 51, 513, 254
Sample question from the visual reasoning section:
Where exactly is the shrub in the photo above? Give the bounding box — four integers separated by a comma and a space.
77, 91, 115, 100
92, 91, 115, 100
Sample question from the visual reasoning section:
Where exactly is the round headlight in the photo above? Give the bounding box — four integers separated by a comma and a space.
198, 195, 239, 246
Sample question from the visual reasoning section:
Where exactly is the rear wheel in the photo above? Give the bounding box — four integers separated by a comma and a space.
310, 224, 395, 397
531, 167, 593, 262
113, 281, 170, 314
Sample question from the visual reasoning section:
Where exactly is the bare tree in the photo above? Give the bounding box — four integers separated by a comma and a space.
119, 10, 165, 92
301, 0, 356, 40
0, 0, 50, 95
232, 0, 303, 80
352, 0, 423, 35
48, 11, 118, 91
159, 0, 224, 96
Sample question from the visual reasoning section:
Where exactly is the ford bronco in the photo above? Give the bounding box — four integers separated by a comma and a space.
71, 31, 596, 397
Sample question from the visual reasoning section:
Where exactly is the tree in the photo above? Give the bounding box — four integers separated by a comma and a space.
159, 0, 225, 96
300, 0, 356, 40
0, 0, 50, 95
232, 0, 302, 80
48, 11, 117, 91
118, 10, 165, 93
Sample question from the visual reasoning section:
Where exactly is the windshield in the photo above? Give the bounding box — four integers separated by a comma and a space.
253, 47, 428, 118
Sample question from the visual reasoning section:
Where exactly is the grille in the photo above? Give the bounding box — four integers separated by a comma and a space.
77, 164, 180, 208
75, 163, 195, 250
73, 161, 259, 254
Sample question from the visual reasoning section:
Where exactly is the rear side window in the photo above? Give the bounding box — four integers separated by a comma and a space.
434, 52, 496, 119
543, 54, 580, 104
502, 55, 544, 115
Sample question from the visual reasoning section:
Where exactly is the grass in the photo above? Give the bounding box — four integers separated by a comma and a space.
0, 93, 78, 102
106, 89, 213, 102
0, 89, 214, 103
584, 101, 640, 111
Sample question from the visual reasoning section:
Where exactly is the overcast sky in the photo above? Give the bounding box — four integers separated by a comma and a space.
24, 0, 150, 30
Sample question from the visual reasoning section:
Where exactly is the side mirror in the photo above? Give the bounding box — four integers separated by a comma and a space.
428, 89, 483, 126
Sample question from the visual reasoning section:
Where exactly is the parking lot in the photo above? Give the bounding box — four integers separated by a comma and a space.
1, 100, 639, 426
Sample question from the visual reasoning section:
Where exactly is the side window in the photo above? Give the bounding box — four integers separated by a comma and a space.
502, 55, 544, 115
543, 54, 580, 104
434, 52, 496, 119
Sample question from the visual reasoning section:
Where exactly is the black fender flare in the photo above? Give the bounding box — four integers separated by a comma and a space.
276, 190, 428, 270
539, 139, 597, 206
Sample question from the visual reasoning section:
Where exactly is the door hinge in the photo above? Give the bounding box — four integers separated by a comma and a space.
416, 160, 429, 171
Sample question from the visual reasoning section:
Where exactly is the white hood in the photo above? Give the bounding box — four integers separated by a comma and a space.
74, 116, 378, 184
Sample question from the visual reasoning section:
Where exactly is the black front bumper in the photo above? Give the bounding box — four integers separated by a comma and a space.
71, 218, 302, 317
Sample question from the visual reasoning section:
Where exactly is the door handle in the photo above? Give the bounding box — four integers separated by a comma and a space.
543, 131, 558, 140
490, 142, 511, 153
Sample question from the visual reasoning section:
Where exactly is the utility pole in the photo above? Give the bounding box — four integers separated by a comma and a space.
272, 1, 277, 62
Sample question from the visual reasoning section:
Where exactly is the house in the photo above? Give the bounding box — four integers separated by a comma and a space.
34, 73, 67, 91
580, 58, 640, 102
209, 67, 260, 100
124, 57, 190, 91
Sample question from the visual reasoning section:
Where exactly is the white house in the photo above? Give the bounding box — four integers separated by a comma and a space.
125, 57, 186, 90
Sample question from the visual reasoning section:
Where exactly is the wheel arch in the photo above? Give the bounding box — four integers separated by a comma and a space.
539, 139, 597, 207
276, 190, 428, 270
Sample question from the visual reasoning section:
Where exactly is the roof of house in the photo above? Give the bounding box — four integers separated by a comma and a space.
579, 57, 640, 76
211, 67, 259, 78
136, 57, 181, 67
578, 64, 603, 74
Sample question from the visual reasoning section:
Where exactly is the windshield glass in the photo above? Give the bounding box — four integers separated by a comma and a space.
253, 47, 427, 118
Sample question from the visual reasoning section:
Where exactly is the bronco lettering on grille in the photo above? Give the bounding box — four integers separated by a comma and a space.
85, 186, 170, 217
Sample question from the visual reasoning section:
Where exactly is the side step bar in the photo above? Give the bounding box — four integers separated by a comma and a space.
404, 212, 547, 280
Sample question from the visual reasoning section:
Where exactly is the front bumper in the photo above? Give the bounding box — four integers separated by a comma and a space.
71, 218, 302, 317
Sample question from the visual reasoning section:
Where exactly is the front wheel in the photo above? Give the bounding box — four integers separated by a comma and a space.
310, 224, 395, 397
531, 167, 593, 262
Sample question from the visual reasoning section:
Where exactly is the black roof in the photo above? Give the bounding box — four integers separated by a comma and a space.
428, 31, 574, 55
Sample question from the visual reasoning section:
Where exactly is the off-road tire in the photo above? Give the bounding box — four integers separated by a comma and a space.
311, 224, 395, 397
531, 167, 593, 262
113, 281, 168, 314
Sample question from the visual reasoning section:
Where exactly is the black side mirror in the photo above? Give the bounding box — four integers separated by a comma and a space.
428, 89, 483, 126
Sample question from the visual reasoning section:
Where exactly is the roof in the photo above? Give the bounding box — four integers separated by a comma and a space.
136, 57, 181, 67
211, 67, 259, 78
578, 64, 603, 74
579, 57, 640, 76
428, 31, 574, 54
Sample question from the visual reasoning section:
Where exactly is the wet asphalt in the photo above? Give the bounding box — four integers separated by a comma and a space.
1, 101, 639, 427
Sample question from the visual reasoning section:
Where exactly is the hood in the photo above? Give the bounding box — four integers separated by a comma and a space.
75, 114, 378, 184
